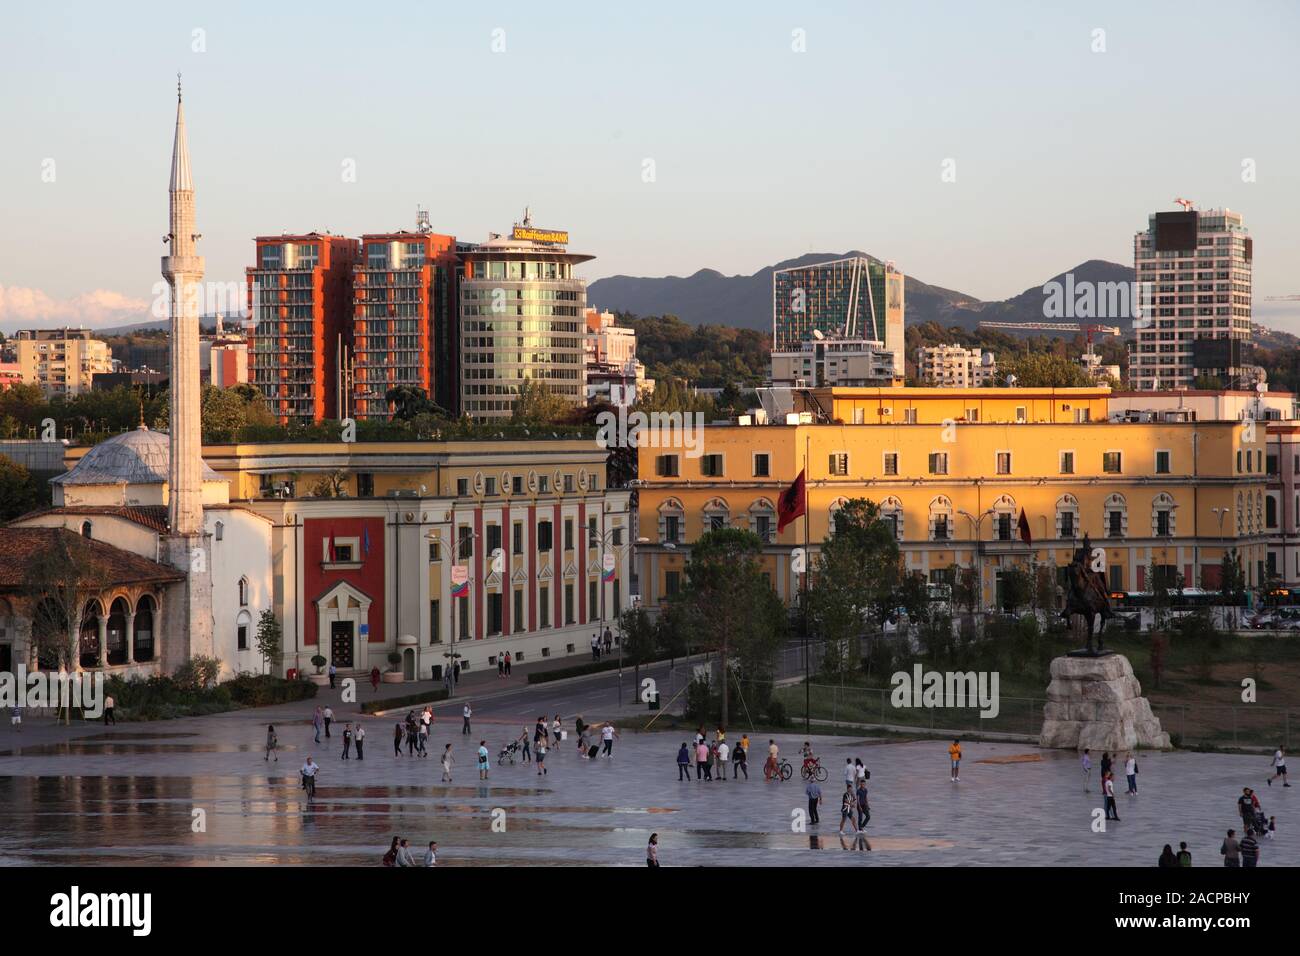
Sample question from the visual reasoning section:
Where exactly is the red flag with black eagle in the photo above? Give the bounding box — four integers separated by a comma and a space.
777, 469, 807, 533
1017, 508, 1032, 547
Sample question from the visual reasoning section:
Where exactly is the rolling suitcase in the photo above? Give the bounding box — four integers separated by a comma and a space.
588, 745, 600, 759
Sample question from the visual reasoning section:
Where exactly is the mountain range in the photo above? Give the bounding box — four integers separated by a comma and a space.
587, 253, 1144, 339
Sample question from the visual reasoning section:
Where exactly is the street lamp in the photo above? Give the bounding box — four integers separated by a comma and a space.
957, 508, 996, 615
441, 524, 484, 697
592, 527, 634, 706
1211, 507, 1234, 628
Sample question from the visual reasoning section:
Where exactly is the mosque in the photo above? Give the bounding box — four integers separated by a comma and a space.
0, 82, 631, 684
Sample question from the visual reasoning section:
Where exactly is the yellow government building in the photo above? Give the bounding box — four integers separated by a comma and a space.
635, 387, 1269, 613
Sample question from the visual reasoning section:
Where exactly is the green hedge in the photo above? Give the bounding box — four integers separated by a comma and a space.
104, 673, 317, 722
527, 657, 632, 684
361, 687, 449, 714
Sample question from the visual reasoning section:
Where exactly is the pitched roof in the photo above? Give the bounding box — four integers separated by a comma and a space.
0, 528, 186, 590
15, 505, 170, 534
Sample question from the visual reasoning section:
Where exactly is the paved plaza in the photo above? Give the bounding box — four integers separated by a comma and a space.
0, 670, 1294, 867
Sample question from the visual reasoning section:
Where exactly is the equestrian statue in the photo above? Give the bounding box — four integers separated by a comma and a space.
1062, 533, 1115, 656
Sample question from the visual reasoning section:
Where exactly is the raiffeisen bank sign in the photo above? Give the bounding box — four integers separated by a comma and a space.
511, 225, 569, 245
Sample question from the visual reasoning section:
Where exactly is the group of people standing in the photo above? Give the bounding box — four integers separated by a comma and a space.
590, 629, 613, 661
676, 728, 746, 781
1079, 749, 1140, 821
395, 707, 436, 757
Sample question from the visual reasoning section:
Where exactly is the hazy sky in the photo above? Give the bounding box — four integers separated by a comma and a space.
2, 0, 1298, 331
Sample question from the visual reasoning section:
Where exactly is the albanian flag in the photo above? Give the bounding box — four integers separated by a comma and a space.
1018, 508, 1033, 547
777, 469, 807, 533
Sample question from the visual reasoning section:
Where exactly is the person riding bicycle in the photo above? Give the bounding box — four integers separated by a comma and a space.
301, 757, 320, 798
799, 741, 819, 775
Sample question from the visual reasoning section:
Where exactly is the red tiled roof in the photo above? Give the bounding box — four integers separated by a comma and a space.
0, 528, 185, 590
13, 505, 170, 534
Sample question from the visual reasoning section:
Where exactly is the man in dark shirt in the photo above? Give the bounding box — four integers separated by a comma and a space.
1240, 831, 1261, 867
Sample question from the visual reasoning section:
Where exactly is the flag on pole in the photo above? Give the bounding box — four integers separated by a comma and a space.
1017, 508, 1033, 547
362, 526, 371, 556
328, 531, 337, 562
777, 469, 807, 534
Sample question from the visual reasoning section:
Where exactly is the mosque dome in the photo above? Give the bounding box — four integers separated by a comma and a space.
52, 426, 225, 487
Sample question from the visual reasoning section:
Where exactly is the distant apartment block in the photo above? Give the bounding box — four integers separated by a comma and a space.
915, 344, 998, 388
14, 328, 113, 396
1129, 207, 1253, 391
351, 230, 458, 420
246, 234, 359, 425
772, 257, 905, 376
772, 333, 898, 388
584, 308, 652, 403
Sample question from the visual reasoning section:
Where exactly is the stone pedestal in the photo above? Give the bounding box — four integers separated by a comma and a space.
1040, 653, 1170, 751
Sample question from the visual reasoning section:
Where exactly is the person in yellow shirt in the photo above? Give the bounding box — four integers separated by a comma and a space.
948, 739, 962, 782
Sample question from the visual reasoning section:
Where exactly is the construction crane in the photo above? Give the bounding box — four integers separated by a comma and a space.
977, 321, 1122, 363
1173, 197, 1196, 211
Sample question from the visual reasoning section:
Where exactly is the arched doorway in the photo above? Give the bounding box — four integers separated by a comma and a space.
79, 600, 103, 669
107, 598, 129, 666
134, 595, 156, 663
402, 648, 415, 681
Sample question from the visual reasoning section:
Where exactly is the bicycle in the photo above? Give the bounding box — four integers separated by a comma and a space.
301, 772, 318, 804
768, 758, 793, 782
800, 759, 828, 783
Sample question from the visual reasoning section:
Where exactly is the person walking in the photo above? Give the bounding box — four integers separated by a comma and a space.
265, 724, 278, 762
313, 706, 324, 744
552, 715, 562, 748
323, 705, 334, 739
498, 655, 505, 678
441, 743, 454, 782
591, 634, 600, 662
805, 779, 822, 825
355, 723, 365, 761
370, 666, 381, 694
406, 718, 418, 756
424, 841, 438, 867
477, 740, 490, 780
948, 739, 962, 782
578, 724, 592, 758
855, 757, 868, 785
328, 661, 337, 689
716, 739, 730, 781
1241, 829, 1261, 868
396, 838, 416, 867
393, 722, 403, 757
1100, 751, 1112, 780
677, 742, 692, 781
733, 740, 748, 780
838, 785, 856, 835
1124, 752, 1138, 795
382, 837, 400, 867
104, 695, 116, 725
504, 651, 512, 676
462, 703, 472, 736
1177, 842, 1192, 866
1268, 746, 1290, 787
520, 728, 532, 764
604, 627, 613, 656
1102, 772, 1120, 821
1081, 749, 1092, 792
696, 740, 709, 781
843, 758, 856, 789
646, 833, 660, 868
417, 718, 429, 758
10, 705, 21, 733
855, 779, 870, 831
534, 716, 547, 751
600, 722, 618, 758
341, 723, 352, 760
536, 739, 548, 775
1221, 829, 1241, 867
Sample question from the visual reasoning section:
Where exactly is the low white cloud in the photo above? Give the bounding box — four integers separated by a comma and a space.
0, 285, 150, 331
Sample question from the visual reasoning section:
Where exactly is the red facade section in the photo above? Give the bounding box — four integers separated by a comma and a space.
302, 516, 385, 647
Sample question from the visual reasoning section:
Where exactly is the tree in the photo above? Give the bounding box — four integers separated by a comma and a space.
952, 565, 980, 616
309, 469, 347, 498
255, 609, 283, 674
998, 564, 1035, 615
21, 531, 111, 724
807, 499, 903, 675
510, 378, 570, 425
1000, 353, 1092, 388
674, 528, 782, 727
617, 605, 657, 700
385, 385, 443, 422
0, 458, 43, 522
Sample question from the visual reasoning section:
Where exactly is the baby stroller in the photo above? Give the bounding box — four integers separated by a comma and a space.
498, 739, 521, 765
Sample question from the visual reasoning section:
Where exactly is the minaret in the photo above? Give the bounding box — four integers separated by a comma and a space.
159, 76, 214, 669
162, 75, 204, 535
